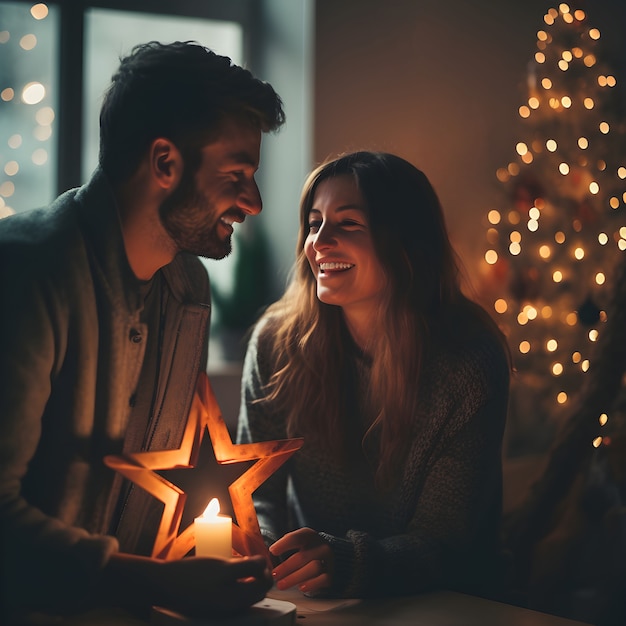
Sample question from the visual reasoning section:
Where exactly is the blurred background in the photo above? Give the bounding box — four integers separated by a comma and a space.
1, 0, 625, 457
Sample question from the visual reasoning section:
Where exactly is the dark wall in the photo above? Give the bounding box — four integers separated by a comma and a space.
314, 0, 626, 287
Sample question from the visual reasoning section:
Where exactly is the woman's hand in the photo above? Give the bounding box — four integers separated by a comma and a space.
270, 528, 334, 594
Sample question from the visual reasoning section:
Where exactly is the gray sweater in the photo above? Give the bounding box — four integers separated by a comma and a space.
237, 315, 509, 598
0, 170, 211, 616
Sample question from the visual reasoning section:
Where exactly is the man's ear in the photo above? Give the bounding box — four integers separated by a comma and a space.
150, 138, 183, 190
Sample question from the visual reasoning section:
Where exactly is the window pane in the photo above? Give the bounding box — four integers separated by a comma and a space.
83, 8, 243, 181
0, 1, 59, 217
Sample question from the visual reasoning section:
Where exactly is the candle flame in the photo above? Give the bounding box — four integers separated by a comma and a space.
201, 497, 220, 519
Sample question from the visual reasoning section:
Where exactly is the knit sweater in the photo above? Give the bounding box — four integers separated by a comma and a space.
237, 314, 510, 598
0, 170, 211, 617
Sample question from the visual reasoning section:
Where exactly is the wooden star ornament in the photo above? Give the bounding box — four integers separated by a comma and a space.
104, 372, 303, 563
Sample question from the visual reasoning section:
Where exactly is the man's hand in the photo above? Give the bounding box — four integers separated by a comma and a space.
158, 555, 272, 617
103, 552, 272, 618
270, 528, 333, 594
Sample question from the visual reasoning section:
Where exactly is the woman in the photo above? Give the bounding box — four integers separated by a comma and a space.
237, 151, 510, 599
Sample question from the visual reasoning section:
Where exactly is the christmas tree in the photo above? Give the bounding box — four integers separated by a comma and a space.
480, 3, 626, 455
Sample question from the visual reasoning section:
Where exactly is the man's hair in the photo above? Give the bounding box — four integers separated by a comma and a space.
99, 41, 285, 183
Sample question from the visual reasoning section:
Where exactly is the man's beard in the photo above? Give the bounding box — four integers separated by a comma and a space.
159, 171, 232, 260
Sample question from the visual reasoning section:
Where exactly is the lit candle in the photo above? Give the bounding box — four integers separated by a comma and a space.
194, 498, 232, 559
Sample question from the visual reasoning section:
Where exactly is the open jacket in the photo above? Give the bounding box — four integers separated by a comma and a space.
0, 169, 211, 615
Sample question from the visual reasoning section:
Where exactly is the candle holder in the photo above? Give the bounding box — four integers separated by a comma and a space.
104, 372, 303, 563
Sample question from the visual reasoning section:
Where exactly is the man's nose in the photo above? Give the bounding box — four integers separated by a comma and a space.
238, 179, 262, 215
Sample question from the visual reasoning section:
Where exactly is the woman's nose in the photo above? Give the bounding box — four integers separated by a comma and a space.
312, 223, 337, 250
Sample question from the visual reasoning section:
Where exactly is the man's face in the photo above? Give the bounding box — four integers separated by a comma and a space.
159, 118, 262, 260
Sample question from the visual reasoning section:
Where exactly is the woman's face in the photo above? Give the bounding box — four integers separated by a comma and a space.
304, 175, 387, 326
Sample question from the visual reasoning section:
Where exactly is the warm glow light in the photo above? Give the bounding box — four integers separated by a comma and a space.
485, 249, 498, 265
488, 209, 501, 224
8, 134, 22, 149
573, 47, 583, 58
494, 299, 507, 314
589, 28, 600, 40
581, 360, 590, 372
508, 163, 520, 176
510, 231, 521, 243
517, 312, 528, 325
19, 34, 37, 51
584, 97, 594, 109
547, 339, 558, 352
529, 97, 540, 109
0, 181, 15, 197
555, 231, 566, 244
598, 233, 608, 245
558, 60, 569, 71
559, 163, 570, 175
546, 139, 557, 152
595, 272, 606, 285
527, 219, 538, 232
557, 392, 568, 404
565, 312, 577, 326
32, 149, 48, 165
578, 137, 588, 149
35, 106, 55, 125
519, 341, 531, 354
599, 413, 608, 426
508, 210, 520, 224
519, 105, 531, 118
22, 82, 45, 105
561, 96, 572, 108
537, 30, 548, 41
592, 436, 602, 448
618, 167, 626, 179
574, 9, 585, 20
31, 4, 49, 19
599, 122, 610, 134
572, 351, 582, 363
552, 363, 563, 375
589, 329, 599, 342
562, 51, 573, 62
535, 52, 546, 63
525, 305, 538, 320
541, 78, 552, 89
541, 305, 553, 319
509, 242, 521, 255
574, 247, 584, 260
584, 54, 596, 67
521, 152, 533, 164
4, 161, 19, 176
610, 197, 619, 209
1, 88, 15, 102
516, 142, 528, 156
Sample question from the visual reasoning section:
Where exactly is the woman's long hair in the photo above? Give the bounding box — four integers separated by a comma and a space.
259, 151, 501, 486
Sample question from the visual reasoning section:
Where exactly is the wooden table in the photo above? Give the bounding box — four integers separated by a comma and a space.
51, 587, 594, 626
265, 588, 594, 626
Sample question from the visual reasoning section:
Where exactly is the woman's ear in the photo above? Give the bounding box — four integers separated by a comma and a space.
150, 138, 183, 191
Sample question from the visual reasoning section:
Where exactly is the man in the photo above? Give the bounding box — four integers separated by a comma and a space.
0, 41, 285, 622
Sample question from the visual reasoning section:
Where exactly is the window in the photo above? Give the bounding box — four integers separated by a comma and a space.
0, 1, 59, 216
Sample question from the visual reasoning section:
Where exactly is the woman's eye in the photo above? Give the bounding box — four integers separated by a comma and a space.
308, 221, 321, 232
